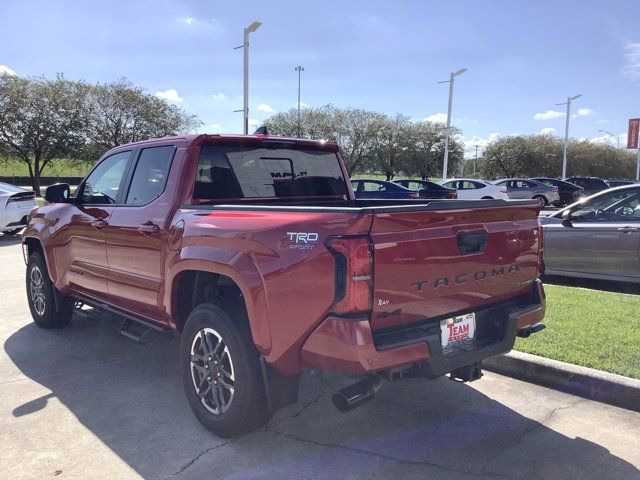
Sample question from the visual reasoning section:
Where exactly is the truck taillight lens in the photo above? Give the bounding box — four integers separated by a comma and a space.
326, 236, 373, 316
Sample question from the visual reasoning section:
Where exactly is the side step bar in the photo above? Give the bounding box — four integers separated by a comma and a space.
72, 294, 171, 344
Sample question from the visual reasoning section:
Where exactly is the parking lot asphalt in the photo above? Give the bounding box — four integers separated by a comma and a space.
1, 236, 639, 480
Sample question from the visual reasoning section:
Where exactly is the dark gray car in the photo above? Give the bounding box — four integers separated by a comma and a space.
540, 184, 640, 283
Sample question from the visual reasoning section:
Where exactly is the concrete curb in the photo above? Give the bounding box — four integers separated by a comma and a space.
483, 351, 640, 413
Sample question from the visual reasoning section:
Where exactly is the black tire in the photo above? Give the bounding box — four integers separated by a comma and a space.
180, 303, 270, 438
26, 251, 74, 328
533, 195, 547, 208
559, 193, 572, 207
481, 196, 494, 199
4, 228, 23, 236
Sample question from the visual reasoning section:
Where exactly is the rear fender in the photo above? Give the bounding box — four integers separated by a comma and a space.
166, 246, 271, 354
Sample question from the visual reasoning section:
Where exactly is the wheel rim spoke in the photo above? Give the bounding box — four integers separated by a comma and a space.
218, 377, 234, 391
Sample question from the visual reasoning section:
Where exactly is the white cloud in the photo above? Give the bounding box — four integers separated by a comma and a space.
212, 92, 226, 100
540, 127, 556, 135
209, 123, 223, 133
463, 132, 501, 156
591, 132, 626, 146
248, 118, 260, 127
177, 16, 195, 25
576, 108, 594, 117
424, 112, 447, 123
533, 110, 565, 120
155, 88, 183, 102
0, 65, 16, 76
257, 103, 274, 113
622, 42, 640, 81
299, 101, 309, 109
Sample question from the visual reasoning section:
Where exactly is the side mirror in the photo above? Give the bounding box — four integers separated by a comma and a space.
44, 183, 70, 204
561, 208, 573, 227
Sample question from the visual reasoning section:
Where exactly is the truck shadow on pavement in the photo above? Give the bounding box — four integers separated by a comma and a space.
5, 311, 640, 480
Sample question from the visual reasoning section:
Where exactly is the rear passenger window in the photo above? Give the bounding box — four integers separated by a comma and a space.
363, 182, 385, 192
126, 146, 175, 206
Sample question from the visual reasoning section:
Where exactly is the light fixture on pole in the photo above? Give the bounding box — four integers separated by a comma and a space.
295, 65, 304, 137
473, 144, 481, 176
598, 129, 620, 149
438, 67, 467, 179
556, 94, 582, 179
234, 21, 262, 134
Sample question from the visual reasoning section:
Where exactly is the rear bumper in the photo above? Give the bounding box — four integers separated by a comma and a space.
301, 280, 546, 375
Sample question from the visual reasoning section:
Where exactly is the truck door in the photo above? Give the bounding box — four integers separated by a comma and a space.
106, 143, 182, 322
61, 150, 132, 300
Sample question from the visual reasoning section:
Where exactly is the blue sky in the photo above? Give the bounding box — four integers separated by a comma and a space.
1, 0, 639, 156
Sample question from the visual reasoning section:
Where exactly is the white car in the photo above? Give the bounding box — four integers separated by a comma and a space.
438, 178, 509, 200
0, 182, 38, 235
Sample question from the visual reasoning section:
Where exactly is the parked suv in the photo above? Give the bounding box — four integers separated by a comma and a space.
565, 177, 610, 197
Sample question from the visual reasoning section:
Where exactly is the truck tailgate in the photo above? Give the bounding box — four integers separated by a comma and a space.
369, 203, 541, 330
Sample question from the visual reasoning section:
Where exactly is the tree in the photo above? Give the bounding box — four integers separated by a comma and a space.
480, 134, 636, 180
83, 78, 201, 160
400, 122, 464, 179
367, 114, 413, 180
0, 75, 202, 194
265, 105, 386, 175
0, 74, 91, 195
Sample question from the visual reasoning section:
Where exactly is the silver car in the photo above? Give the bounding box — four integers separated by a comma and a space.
540, 184, 640, 283
491, 178, 559, 208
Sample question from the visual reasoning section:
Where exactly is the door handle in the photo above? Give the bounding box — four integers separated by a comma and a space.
138, 222, 160, 236
91, 219, 108, 230
617, 226, 638, 234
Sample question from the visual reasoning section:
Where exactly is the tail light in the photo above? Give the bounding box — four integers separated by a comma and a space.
409, 192, 418, 199
537, 219, 544, 277
326, 236, 373, 316
552, 187, 559, 193
450, 191, 457, 199
500, 189, 508, 194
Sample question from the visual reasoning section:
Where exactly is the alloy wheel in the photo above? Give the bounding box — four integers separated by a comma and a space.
190, 327, 235, 414
29, 265, 46, 316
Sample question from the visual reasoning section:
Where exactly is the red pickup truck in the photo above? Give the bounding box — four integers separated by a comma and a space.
22, 133, 546, 437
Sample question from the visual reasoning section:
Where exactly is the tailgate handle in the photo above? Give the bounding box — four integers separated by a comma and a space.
457, 231, 488, 255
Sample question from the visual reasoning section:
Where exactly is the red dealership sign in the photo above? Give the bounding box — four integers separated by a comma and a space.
629, 118, 640, 149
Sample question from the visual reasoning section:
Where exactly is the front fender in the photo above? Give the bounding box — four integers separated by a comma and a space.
165, 246, 271, 355
22, 209, 60, 287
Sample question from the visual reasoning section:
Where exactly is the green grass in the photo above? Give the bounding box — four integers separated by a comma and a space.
0, 157, 90, 177
515, 284, 640, 379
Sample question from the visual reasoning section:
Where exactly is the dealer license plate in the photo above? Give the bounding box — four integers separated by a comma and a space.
440, 313, 476, 348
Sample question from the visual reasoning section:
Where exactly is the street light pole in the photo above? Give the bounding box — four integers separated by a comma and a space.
598, 129, 620, 149
556, 94, 582, 179
473, 144, 480, 176
235, 21, 262, 134
295, 65, 304, 137
438, 68, 467, 179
